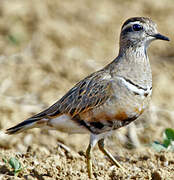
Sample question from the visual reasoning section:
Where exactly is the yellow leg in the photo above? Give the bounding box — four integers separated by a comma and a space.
86, 143, 93, 178
98, 138, 125, 172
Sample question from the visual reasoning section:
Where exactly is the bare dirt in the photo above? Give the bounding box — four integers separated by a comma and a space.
0, 0, 174, 179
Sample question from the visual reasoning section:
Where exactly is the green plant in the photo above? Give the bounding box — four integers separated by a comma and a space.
151, 128, 174, 152
2, 157, 25, 176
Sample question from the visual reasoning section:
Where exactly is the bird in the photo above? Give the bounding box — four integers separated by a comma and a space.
6, 17, 169, 178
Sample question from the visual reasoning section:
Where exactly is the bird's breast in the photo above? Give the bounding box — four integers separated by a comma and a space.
76, 76, 152, 134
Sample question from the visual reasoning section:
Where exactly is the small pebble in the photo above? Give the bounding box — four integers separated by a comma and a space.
151, 171, 162, 180
24, 134, 33, 146
40, 146, 50, 155
149, 162, 155, 170
33, 158, 40, 166
163, 161, 168, 167
159, 155, 166, 162
109, 165, 116, 171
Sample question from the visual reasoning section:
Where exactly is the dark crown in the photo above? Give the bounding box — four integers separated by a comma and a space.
121, 17, 153, 29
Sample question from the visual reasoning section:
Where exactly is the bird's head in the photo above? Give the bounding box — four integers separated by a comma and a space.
120, 17, 169, 49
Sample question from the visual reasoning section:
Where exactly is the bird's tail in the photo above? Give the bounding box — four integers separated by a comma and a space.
6, 112, 48, 135
6, 119, 38, 134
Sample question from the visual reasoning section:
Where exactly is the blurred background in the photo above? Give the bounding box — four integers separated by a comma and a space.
0, 0, 173, 179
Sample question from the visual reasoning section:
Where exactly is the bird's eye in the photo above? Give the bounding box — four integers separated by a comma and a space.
132, 24, 143, 31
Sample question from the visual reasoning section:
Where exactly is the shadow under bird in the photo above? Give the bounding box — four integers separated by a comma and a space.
6, 17, 170, 178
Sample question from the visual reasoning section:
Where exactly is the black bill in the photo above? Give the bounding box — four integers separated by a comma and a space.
153, 33, 170, 41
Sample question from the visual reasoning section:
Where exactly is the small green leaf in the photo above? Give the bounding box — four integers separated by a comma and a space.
163, 138, 171, 148
164, 128, 174, 141
2, 157, 7, 163
151, 141, 166, 152
14, 169, 22, 176
8, 157, 21, 172
8, 34, 20, 45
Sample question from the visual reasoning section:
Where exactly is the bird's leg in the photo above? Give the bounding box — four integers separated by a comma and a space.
86, 134, 99, 178
86, 143, 93, 178
98, 138, 125, 172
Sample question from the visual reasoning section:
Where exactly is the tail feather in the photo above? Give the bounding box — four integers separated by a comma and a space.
6, 109, 49, 135
6, 119, 40, 135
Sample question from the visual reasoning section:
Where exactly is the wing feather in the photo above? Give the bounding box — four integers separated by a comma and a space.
46, 70, 112, 117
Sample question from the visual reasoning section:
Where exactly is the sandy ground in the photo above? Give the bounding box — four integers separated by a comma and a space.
0, 0, 174, 179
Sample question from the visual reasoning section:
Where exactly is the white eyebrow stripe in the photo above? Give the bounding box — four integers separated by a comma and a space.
122, 21, 141, 31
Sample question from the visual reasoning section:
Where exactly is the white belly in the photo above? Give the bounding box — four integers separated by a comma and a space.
47, 114, 89, 134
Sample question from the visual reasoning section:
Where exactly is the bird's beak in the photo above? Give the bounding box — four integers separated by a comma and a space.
152, 33, 170, 41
